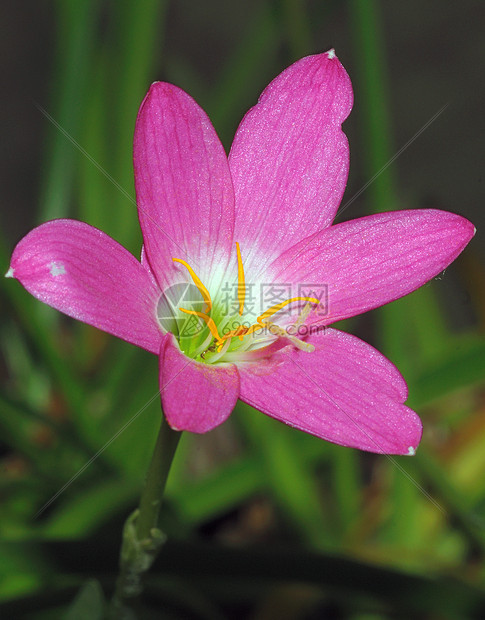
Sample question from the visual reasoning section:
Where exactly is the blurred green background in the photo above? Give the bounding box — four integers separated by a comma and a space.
1, 1, 485, 618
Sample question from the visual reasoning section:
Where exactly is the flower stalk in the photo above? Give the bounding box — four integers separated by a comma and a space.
109, 415, 181, 616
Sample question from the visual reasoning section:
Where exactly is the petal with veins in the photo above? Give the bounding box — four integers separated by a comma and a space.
134, 82, 235, 291
160, 333, 240, 433
230, 51, 352, 275
239, 328, 422, 455
9, 220, 162, 354
266, 209, 475, 326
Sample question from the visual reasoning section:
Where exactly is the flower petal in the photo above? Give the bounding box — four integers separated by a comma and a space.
134, 82, 235, 291
9, 220, 162, 354
140, 244, 159, 288
160, 333, 240, 433
266, 209, 475, 325
229, 50, 352, 274
239, 328, 421, 454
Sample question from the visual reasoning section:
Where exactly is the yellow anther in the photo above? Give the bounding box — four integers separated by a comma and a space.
257, 297, 319, 325
236, 242, 245, 316
173, 258, 212, 313
179, 308, 221, 341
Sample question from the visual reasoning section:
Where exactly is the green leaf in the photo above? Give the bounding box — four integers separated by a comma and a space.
205, 0, 281, 145
41, 478, 138, 539
39, 0, 98, 222
412, 335, 485, 406
169, 454, 262, 525
236, 403, 332, 547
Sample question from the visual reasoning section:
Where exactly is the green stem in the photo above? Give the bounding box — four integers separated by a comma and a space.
109, 415, 181, 616
135, 417, 181, 540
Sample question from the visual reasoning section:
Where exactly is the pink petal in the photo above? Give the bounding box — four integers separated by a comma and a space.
160, 334, 240, 433
266, 209, 475, 325
239, 328, 422, 454
229, 50, 352, 274
134, 82, 235, 292
9, 220, 162, 354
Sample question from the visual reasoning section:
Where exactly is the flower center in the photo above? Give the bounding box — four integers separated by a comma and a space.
168, 243, 319, 364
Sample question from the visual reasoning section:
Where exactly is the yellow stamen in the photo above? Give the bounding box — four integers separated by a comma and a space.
179, 308, 221, 341
265, 322, 315, 352
173, 258, 212, 313
216, 322, 264, 347
257, 297, 319, 325
171, 246, 319, 358
240, 323, 265, 338
236, 242, 245, 316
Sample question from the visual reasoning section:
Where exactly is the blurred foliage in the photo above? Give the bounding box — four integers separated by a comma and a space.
1, 0, 484, 618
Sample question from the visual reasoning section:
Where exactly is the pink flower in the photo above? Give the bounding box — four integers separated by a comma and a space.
7, 50, 474, 455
